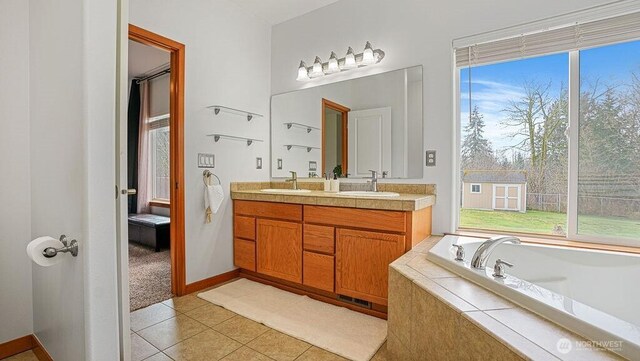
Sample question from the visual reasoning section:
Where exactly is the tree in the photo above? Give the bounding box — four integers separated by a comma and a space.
461, 106, 494, 169
502, 81, 568, 193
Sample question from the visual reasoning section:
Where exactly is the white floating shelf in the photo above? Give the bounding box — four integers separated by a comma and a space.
285, 144, 321, 152
208, 133, 264, 146
207, 105, 263, 121
285, 122, 320, 133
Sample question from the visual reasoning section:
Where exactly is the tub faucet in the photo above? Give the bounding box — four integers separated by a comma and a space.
471, 236, 521, 270
286, 171, 298, 190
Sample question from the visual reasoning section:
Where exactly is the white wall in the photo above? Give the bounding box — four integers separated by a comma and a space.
130, 0, 272, 284
271, 0, 617, 234
149, 73, 170, 118
0, 0, 33, 344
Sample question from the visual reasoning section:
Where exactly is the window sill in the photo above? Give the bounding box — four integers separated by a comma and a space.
149, 200, 170, 208
452, 229, 640, 255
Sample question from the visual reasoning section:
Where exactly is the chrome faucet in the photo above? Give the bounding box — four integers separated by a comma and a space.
286, 171, 298, 190
471, 236, 521, 270
367, 170, 379, 192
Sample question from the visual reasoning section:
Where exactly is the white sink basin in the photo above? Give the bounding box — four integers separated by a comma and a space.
337, 191, 400, 197
260, 189, 312, 194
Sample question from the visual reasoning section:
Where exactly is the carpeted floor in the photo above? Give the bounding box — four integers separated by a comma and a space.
129, 243, 173, 311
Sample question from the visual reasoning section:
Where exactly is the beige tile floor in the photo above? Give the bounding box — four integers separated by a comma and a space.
130, 283, 388, 361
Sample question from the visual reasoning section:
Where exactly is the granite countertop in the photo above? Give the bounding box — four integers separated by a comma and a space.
229, 181, 436, 211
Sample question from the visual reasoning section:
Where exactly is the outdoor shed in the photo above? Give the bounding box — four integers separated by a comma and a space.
462, 170, 527, 212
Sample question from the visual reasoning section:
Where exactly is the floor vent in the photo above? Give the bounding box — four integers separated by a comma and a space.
338, 294, 372, 309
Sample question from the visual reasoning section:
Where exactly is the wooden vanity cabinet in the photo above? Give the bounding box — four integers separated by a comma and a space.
233, 199, 431, 315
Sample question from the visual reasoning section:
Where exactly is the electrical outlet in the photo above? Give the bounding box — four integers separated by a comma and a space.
198, 153, 215, 168
309, 161, 317, 171
426, 150, 436, 166
277, 158, 283, 170
256, 157, 262, 169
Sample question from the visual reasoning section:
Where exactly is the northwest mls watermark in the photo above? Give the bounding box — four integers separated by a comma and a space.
556, 338, 624, 354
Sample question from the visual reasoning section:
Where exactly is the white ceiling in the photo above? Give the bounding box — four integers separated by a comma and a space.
128, 40, 170, 79
232, 0, 340, 25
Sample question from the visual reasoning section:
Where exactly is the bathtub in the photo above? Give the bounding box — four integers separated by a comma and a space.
427, 235, 640, 360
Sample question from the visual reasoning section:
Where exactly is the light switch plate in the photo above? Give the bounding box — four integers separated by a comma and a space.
198, 153, 215, 168
426, 150, 436, 167
256, 157, 262, 169
277, 158, 283, 170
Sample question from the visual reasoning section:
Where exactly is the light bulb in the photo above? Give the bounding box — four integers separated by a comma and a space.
362, 41, 375, 65
327, 52, 339, 74
343, 47, 356, 69
309, 56, 324, 78
296, 61, 309, 81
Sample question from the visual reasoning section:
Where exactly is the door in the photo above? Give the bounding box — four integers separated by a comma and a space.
256, 219, 303, 283
335, 228, 405, 305
493, 184, 521, 211
348, 107, 392, 177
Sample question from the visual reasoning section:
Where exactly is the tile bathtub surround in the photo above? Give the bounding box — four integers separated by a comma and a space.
131, 288, 388, 361
230, 182, 436, 211
388, 236, 622, 361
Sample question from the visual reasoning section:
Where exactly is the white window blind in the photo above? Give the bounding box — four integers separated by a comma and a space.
148, 114, 169, 130
455, 11, 640, 67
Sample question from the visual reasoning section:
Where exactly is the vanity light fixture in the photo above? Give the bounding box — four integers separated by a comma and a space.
361, 41, 375, 65
327, 52, 340, 74
296, 60, 309, 81
309, 56, 324, 78
296, 42, 385, 81
343, 47, 357, 70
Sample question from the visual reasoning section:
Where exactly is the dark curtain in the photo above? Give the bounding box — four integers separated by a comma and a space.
127, 80, 141, 214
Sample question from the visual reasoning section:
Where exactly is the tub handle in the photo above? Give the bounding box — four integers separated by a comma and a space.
452, 245, 465, 261
493, 259, 513, 278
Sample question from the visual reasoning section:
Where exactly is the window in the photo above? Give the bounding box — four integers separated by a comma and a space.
577, 40, 640, 241
456, 12, 640, 246
149, 114, 170, 201
471, 184, 481, 193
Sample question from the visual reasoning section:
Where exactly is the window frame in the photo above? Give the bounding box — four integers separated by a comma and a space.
149, 114, 170, 202
454, 47, 639, 248
470, 183, 481, 194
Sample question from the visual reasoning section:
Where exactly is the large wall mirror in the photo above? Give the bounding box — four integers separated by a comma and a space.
271, 65, 423, 179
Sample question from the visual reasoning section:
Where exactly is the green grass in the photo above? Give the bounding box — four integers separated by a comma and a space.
460, 208, 640, 239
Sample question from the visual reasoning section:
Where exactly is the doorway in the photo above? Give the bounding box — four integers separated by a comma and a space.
127, 25, 186, 307
322, 99, 350, 177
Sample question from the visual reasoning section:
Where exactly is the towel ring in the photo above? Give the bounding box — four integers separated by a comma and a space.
203, 170, 221, 186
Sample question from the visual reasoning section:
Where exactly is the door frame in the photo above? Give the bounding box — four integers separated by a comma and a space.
128, 24, 187, 296
322, 98, 350, 177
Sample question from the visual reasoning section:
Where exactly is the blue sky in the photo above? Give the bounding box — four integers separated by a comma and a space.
459, 39, 640, 152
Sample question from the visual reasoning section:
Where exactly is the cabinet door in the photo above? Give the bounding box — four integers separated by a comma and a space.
256, 219, 303, 283
335, 228, 405, 305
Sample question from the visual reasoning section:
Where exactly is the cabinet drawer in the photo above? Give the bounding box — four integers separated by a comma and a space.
304, 205, 406, 233
234, 238, 256, 271
235, 200, 302, 222
234, 215, 255, 240
303, 251, 334, 293
303, 224, 335, 254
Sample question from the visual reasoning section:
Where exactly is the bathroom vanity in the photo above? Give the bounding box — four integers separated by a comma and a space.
230, 182, 435, 318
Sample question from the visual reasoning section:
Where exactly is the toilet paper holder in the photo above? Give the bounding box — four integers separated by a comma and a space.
43, 235, 78, 258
